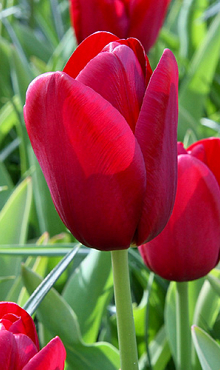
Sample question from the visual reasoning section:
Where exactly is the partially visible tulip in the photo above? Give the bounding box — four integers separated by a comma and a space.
24, 31, 178, 251
0, 301, 66, 369
69, 0, 171, 53
139, 138, 220, 282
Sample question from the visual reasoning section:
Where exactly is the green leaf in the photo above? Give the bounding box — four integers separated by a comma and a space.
192, 325, 220, 370
178, 11, 220, 139
0, 177, 32, 299
22, 265, 120, 370
23, 245, 80, 315
62, 249, 114, 343
139, 326, 171, 370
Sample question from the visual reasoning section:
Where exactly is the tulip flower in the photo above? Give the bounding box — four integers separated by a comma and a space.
139, 138, 220, 282
24, 31, 178, 252
0, 301, 66, 369
69, 0, 171, 53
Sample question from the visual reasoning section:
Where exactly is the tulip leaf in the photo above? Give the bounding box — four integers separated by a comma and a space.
164, 278, 206, 367
139, 326, 171, 370
178, 11, 220, 139
23, 244, 80, 315
0, 177, 32, 300
62, 249, 113, 343
0, 161, 13, 209
192, 325, 220, 370
22, 265, 120, 370
207, 270, 220, 297
193, 270, 220, 330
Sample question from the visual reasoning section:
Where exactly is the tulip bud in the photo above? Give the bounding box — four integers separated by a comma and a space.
139, 138, 220, 281
24, 32, 178, 251
69, 0, 171, 53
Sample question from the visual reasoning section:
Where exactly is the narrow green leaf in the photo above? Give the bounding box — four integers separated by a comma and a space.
0, 177, 32, 299
192, 325, 220, 370
178, 11, 220, 139
62, 249, 114, 343
23, 245, 80, 315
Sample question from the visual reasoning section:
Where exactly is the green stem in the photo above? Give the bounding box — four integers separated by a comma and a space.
176, 282, 191, 370
111, 249, 139, 370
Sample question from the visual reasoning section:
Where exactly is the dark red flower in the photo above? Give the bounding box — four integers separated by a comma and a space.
69, 0, 171, 53
24, 32, 178, 251
0, 302, 66, 369
139, 138, 220, 281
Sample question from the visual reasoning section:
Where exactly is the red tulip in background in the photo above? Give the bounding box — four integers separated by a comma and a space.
139, 138, 220, 282
69, 0, 171, 53
0, 301, 66, 369
24, 31, 178, 251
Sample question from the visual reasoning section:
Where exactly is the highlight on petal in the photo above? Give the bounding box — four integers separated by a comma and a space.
24, 71, 146, 251
135, 48, 178, 245
139, 154, 220, 281
14, 333, 38, 369
76, 41, 146, 132
23, 336, 66, 370
63, 31, 119, 79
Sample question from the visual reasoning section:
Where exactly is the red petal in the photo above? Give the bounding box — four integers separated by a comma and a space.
135, 49, 178, 245
0, 302, 39, 350
188, 137, 220, 188
24, 72, 146, 251
14, 333, 38, 369
23, 337, 66, 370
69, 0, 129, 44
0, 330, 17, 370
139, 154, 220, 281
76, 41, 146, 132
129, 0, 172, 53
63, 31, 119, 79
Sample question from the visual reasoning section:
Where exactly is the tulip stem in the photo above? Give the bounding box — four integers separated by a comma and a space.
111, 249, 139, 370
176, 282, 191, 370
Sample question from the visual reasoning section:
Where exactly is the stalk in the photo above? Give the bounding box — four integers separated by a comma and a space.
111, 249, 139, 370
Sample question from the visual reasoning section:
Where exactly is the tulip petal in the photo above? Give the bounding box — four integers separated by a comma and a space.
188, 137, 220, 188
24, 72, 146, 250
0, 302, 39, 350
139, 154, 220, 281
69, 0, 129, 44
23, 337, 66, 370
0, 330, 16, 370
134, 49, 178, 245
129, 0, 171, 53
76, 41, 146, 132
14, 333, 38, 369
64, 31, 119, 79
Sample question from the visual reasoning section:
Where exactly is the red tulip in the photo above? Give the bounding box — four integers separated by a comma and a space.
139, 138, 220, 282
69, 0, 171, 53
24, 32, 178, 251
0, 301, 66, 369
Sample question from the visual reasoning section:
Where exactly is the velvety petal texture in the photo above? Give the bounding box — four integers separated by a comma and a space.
139, 138, 220, 282
0, 302, 66, 370
24, 32, 178, 251
69, 0, 171, 52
